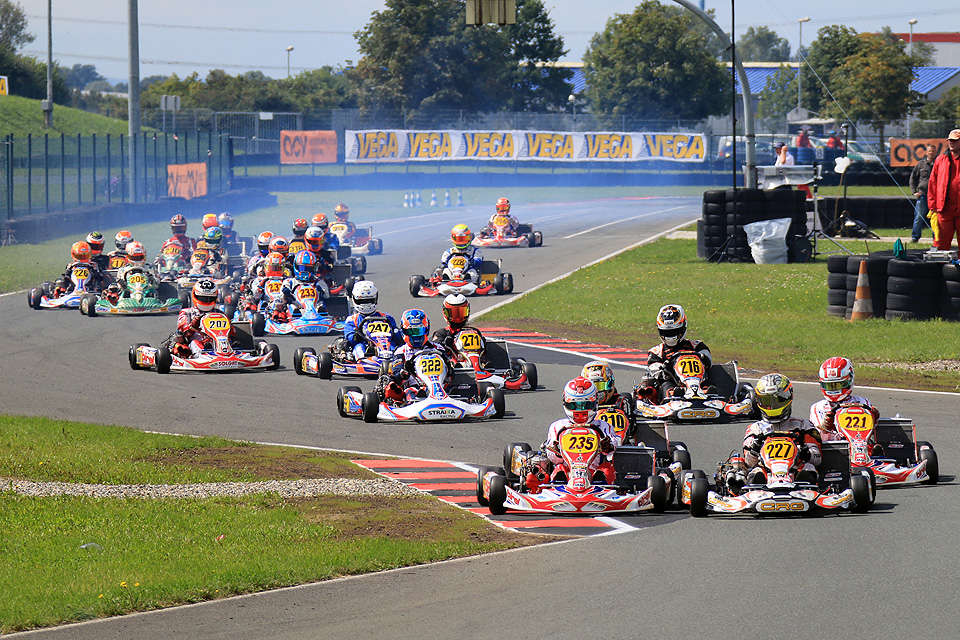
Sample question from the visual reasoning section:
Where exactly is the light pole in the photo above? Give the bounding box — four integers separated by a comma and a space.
285, 46, 294, 78
797, 17, 810, 112
908, 19, 917, 137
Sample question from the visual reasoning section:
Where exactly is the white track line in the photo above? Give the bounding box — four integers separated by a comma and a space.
562, 206, 686, 239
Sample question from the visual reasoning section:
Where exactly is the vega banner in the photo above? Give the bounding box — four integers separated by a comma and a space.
280, 130, 338, 164
344, 130, 706, 163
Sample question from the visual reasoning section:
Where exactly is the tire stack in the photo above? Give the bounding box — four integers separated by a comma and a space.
826, 255, 850, 318
940, 263, 960, 321
826, 253, 892, 319
885, 257, 942, 321
699, 189, 735, 261
699, 188, 806, 262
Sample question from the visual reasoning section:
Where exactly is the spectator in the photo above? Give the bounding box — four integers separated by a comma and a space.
774, 142, 795, 166
909, 144, 937, 243
927, 129, 960, 250
795, 129, 812, 148
826, 130, 845, 151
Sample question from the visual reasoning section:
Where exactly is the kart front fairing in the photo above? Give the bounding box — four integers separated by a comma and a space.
635, 395, 753, 421
133, 345, 275, 372
701, 484, 855, 515
340, 389, 498, 421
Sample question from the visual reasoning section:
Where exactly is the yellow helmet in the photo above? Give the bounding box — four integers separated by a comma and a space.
581, 360, 615, 404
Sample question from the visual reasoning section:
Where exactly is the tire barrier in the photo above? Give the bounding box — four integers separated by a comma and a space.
700, 187, 808, 263
815, 196, 917, 237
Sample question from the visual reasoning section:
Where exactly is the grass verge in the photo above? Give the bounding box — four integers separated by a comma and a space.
0, 415, 549, 634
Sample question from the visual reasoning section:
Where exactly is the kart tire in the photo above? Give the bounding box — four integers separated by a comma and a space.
317, 351, 334, 379
128, 343, 148, 370
336, 386, 361, 418
521, 362, 538, 390
361, 391, 380, 423
488, 387, 506, 419
29, 287, 43, 310
689, 477, 710, 517
850, 474, 871, 513
526, 232, 536, 247
488, 474, 508, 516
647, 475, 667, 513
251, 312, 266, 337
178, 291, 191, 308
862, 467, 877, 503
503, 443, 531, 481
352, 256, 367, 275
84, 294, 98, 317
156, 346, 173, 374
293, 346, 316, 375
494, 274, 505, 294
503, 272, 514, 293
534, 231, 543, 247
41, 281, 53, 295
918, 443, 939, 484
409, 275, 425, 297
369, 238, 383, 255
671, 447, 692, 470
476, 466, 495, 506
266, 344, 280, 370
224, 302, 237, 321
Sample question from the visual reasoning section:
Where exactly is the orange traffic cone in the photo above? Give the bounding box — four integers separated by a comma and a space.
849, 258, 874, 321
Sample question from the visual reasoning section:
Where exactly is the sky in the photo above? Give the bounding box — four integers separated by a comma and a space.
15, 1, 960, 83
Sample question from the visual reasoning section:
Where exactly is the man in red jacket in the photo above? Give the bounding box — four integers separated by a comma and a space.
927, 129, 960, 250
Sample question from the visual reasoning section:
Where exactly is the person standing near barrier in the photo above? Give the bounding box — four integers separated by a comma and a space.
910, 144, 936, 243
927, 130, 960, 250
774, 142, 795, 166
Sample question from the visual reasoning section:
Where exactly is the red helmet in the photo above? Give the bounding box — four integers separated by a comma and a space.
256, 231, 275, 256
442, 294, 470, 330
268, 236, 290, 257
115, 230, 133, 250
263, 252, 285, 278
202, 213, 218, 229
311, 213, 329, 231
71, 241, 92, 262
191, 279, 218, 312
292, 218, 309, 237
819, 357, 855, 403
562, 377, 598, 424
333, 203, 350, 221
451, 224, 473, 250
85, 231, 105, 256
125, 241, 146, 263
496, 197, 510, 214
171, 214, 187, 235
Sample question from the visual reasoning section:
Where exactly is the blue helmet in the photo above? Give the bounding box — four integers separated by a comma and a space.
217, 211, 234, 231
293, 250, 318, 281
400, 309, 429, 348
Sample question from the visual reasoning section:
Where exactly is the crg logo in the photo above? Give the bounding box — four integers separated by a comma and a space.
677, 408, 720, 420
757, 500, 808, 512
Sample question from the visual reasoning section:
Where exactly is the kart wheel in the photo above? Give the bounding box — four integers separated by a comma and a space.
850, 474, 871, 513
919, 444, 939, 484
862, 468, 877, 503
293, 346, 316, 375
343, 276, 356, 297
265, 344, 280, 370
521, 362, 538, 390
689, 477, 710, 517
337, 386, 360, 418
317, 351, 334, 379
352, 256, 367, 275
29, 287, 43, 310
533, 231, 543, 247
526, 232, 536, 247
128, 343, 148, 370
178, 291, 191, 308
503, 443, 531, 481
647, 475, 667, 513
503, 272, 514, 293
671, 447, 692, 471
488, 474, 508, 516
361, 391, 380, 423
251, 312, 266, 337
369, 238, 383, 255
41, 281, 53, 295
476, 465, 497, 506
84, 294, 98, 317
409, 275, 425, 297
224, 302, 237, 321
494, 274, 505, 294
156, 346, 173, 374
488, 387, 506, 419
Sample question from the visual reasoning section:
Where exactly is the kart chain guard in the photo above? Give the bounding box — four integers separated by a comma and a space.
818, 440, 852, 491
612, 446, 656, 491
708, 362, 739, 398
232, 321, 256, 351
325, 295, 350, 319
875, 417, 916, 464
483, 339, 512, 370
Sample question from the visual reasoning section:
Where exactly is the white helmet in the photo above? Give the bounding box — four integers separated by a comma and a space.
352, 280, 378, 316
562, 377, 599, 424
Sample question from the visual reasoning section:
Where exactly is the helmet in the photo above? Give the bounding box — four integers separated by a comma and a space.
86, 231, 105, 256
819, 357, 855, 403
755, 373, 793, 423
333, 203, 350, 221
311, 213, 329, 231
191, 278, 218, 312
293, 250, 318, 281
217, 212, 234, 231
115, 230, 133, 250
202, 213, 218, 229
268, 236, 290, 257
829, 130, 837, 136
495, 197, 510, 214
352, 280, 379, 316
71, 240, 92, 262
204, 227, 223, 248
581, 360, 615, 404
125, 241, 146, 264
451, 224, 473, 250
263, 252, 285, 278
656, 304, 687, 347
171, 214, 187, 235
442, 293, 470, 330
292, 218, 309, 237
256, 231, 275, 256
562, 377, 599, 424
304, 226, 325, 251
400, 309, 429, 348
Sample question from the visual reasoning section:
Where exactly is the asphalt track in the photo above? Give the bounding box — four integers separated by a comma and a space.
5, 196, 960, 639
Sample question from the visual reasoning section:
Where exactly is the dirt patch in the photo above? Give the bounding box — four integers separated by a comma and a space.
865, 359, 960, 372
488, 318, 650, 351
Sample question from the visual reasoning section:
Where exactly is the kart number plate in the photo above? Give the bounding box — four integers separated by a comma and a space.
417, 354, 444, 376
456, 329, 483, 352
365, 321, 391, 336
331, 223, 348, 234
289, 241, 306, 254
449, 256, 468, 270
267, 281, 283, 294
675, 354, 704, 378
596, 407, 629, 439
74, 268, 90, 279
560, 431, 599, 454
835, 407, 874, 434
299, 286, 317, 299
129, 274, 148, 285
762, 439, 796, 461
109, 257, 127, 268
163, 246, 181, 256
493, 215, 511, 226
202, 314, 230, 333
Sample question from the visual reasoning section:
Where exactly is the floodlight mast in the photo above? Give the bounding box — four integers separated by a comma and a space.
671, 0, 756, 188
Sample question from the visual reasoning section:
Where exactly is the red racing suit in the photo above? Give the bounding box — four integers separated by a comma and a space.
742, 417, 822, 479
175, 307, 234, 356
809, 396, 880, 453
542, 417, 621, 485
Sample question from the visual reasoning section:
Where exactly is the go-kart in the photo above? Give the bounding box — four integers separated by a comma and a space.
448, 327, 537, 391
833, 404, 938, 487
155, 241, 191, 281
472, 216, 542, 248
128, 312, 279, 374
477, 427, 680, 516
28, 264, 99, 310
330, 220, 383, 256
680, 432, 872, 517
294, 315, 397, 378
409, 258, 513, 298
174, 247, 233, 307
335, 348, 505, 423
81, 267, 182, 316
225, 280, 347, 336
633, 354, 755, 422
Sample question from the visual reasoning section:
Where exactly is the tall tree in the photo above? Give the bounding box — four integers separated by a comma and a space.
502, 0, 572, 112
278, 66, 358, 110
0, 0, 33, 52
581, 1, 729, 120
800, 25, 862, 114
736, 26, 790, 62
61, 64, 104, 91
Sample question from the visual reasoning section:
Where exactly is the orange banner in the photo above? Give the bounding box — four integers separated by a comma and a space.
280, 130, 338, 164
167, 163, 208, 199
889, 138, 949, 167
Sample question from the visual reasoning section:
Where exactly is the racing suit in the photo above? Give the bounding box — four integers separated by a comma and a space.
809, 395, 881, 453
174, 307, 236, 357
736, 417, 822, 489
639, 339, 713, 401
481, 213, 519, 237
249, 275, 288, 320
341, 312, 402, 361
436, 247, 483, 283
57, 260, 103, 295
331, 219, 357, 243
281, 275, 329, 315
171, 233, 196, 258
540, 418, 621, 486
377, 340, 451, 403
